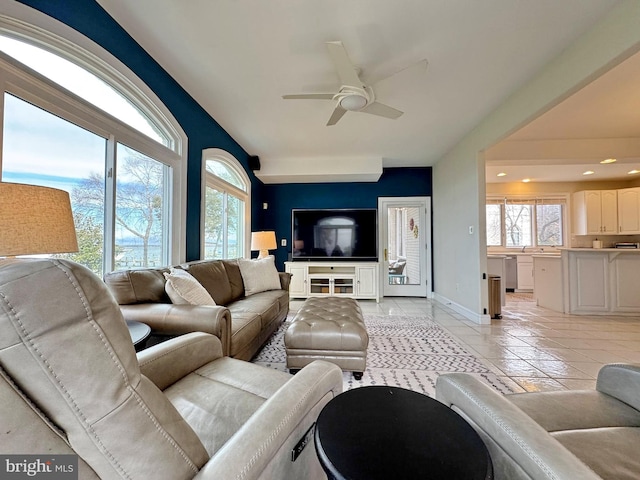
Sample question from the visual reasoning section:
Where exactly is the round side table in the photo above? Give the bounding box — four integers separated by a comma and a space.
314, 386, 492, 480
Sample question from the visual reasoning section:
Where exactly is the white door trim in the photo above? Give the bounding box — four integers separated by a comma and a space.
378, 197, 432, 298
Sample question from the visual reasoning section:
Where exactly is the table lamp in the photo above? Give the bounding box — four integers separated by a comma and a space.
250, 231, 277, 259
0, 182, 78, 257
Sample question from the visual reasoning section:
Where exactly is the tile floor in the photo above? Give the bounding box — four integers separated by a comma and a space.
291, 294, 640, 393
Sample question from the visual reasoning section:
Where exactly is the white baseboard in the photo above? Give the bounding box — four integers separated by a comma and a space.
433, 293, 491, 325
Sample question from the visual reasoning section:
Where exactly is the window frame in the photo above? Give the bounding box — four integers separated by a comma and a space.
0, 10, 187, 270
486, 194, 568, 250
200, 148, 251, 260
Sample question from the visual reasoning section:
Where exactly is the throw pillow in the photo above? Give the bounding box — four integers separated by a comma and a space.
238, 256, 281, 296
163, 267, 216, 305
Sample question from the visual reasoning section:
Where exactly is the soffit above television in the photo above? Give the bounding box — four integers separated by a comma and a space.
255, 156, 382, 184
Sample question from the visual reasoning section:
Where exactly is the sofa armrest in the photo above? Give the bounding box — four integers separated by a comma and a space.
279, 272, 292, 291
194, 360, 343, 480
435, 373, 601, 480
137, 332, 222, 390
119, 303, 232, 356
596, 363, 640, 411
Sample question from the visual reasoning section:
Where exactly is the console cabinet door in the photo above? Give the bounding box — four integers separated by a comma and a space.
286, 264, 307, 297
356, 265, 377, 298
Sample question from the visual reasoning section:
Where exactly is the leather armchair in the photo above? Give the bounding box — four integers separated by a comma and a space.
435, 364, 640, 479
0, 258, 343, 479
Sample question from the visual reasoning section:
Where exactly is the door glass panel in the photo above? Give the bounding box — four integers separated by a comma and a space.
387, 206, 421, 286
114, 144, 166, 269
2, 93, 106, 274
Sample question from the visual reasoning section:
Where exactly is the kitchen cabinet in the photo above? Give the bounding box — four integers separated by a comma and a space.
573, 190, 618, 235
533, 256, 562, 312
618, 187, 640, 234
516, 255, 533, 291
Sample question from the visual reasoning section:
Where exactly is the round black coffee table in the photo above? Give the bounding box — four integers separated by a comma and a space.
126, 320, 151, 352
314, 386, 492, 480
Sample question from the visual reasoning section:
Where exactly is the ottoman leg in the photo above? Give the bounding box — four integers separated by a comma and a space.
353, 372, 363, 380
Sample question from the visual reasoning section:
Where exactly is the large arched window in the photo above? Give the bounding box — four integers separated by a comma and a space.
202, 149, 250, 259
0, 12, 186, 274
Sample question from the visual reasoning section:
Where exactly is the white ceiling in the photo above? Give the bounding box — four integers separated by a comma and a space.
96, 0, 628, 183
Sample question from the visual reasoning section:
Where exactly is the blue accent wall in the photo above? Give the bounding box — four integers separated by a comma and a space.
15, 1, 432, 269
259, 167, 432, 268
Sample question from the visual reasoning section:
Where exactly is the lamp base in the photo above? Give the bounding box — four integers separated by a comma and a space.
258, 250, 269, 259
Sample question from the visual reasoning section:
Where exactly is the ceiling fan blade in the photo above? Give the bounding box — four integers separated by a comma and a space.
282, 93, 336, 100
361, 101, 403, 119
368, 59, 428, 87
326, 105, 347, 126
326, 41, 363, 88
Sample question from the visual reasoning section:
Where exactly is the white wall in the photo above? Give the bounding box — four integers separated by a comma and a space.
433, 1, 640, 323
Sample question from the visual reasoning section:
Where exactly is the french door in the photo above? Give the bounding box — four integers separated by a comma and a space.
378, 197, 431, 297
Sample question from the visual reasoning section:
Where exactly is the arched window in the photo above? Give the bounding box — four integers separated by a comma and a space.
0, 13, 186, 274
202, 149, 250, 259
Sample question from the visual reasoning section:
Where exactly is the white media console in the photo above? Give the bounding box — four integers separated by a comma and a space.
284, 261, 380, 302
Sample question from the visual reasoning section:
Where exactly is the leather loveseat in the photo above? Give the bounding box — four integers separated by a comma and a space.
104, 258, 290, 360
0, 258, 343, 479
436, 364, 640, 479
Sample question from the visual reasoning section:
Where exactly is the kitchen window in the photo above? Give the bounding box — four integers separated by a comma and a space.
486, 196, 566, 248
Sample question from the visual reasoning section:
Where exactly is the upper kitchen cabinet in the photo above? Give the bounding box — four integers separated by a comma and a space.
572, 190, 618, 235
618, 187, 640, 234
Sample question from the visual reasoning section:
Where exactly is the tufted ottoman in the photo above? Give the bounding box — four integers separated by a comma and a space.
285, 297, 368, 379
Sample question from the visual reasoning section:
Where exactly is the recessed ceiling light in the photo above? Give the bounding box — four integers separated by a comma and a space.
522, 178, 531, 183
629, 169, 640, 175
497, 172, 506, 177
583, 170, 595, 175
600, 158, 617, 164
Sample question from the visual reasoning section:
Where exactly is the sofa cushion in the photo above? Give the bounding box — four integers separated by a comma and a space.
164, 268, 216, 306
552, 427, 640, 480
222, 259, 245, 300
509, 390, 640, 432
238, 256, 281, 296
226, 311, 262, 357
103, 268, 169, 304
228, 292, 282, 329
185, 261, 233, 305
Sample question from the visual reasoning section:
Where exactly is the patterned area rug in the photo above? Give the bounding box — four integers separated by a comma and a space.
253, 313, 514, 397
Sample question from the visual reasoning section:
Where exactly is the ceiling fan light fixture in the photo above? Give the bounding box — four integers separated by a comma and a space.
339, 94, 367, 111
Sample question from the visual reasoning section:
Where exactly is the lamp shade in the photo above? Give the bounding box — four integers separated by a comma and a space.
0, 182, 78, 256
250, 231, 277, 259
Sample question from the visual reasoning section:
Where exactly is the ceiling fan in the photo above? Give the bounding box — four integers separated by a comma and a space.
283, 41, 419, 126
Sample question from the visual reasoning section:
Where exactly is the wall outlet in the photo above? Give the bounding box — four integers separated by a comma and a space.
281, 238, 287, 247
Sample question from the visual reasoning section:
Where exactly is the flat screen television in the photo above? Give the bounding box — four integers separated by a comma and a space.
291, 208, 378, 261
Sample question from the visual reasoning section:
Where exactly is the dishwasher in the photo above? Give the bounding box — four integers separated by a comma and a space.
504, 256, 517, 291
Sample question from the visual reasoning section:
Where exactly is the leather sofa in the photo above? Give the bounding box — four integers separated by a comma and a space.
104, 258, 291, 360
0, 258, 343, 479
435, 364, 640, 480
